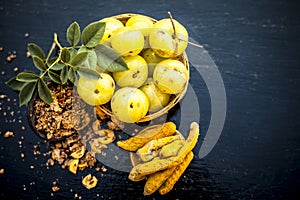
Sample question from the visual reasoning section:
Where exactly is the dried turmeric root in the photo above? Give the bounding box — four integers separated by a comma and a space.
143, 166, 176, 196
129, 122, 199, 181
117, 122, 177, 152
137, 135, 182, 162
159, 151, 194, 195
159, 139, 184, 158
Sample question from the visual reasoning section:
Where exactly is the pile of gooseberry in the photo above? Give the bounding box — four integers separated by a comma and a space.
77, 13, 190, 123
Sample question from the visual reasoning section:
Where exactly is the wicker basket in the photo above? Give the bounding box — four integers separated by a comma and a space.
97, 13, 189, 123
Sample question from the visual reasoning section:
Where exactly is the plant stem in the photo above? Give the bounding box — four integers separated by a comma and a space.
46, 41, 57, 63
39, 33, 63, 79
168, 11, 178, 39
168, 11, 203, 49
54, 33, 63, 49
66, 45, 84, 49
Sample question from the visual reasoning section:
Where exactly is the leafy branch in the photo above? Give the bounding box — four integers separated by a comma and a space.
6, 20, 128, 107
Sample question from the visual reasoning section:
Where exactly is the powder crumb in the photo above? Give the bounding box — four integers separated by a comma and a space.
52, 181, 60, 192
101, 166, 107, 172
6, 53, 16, 62
4, 131, 14, 138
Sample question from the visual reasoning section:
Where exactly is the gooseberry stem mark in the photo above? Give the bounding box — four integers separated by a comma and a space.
168, 11, 178, 40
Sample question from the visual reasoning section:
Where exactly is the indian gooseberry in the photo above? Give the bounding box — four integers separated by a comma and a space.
77, 73, 115, 106
140, 79, 170, 112
125, 15, 154, 36
142, 48, 165, 76
153, 59, 188, 94
111, 87, 149, 123
111, 26, 144, 56
99, 17, 124, 44
112, 55, 148, 88
149, 18, 188, 58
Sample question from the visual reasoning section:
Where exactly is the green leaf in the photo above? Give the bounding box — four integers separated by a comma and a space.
48, 71, 62, 84
47, 57, 65, 70
32, 55, 47, 71
78, 47, 96, 68
27, 43, 46, 59
81, 49, 97, 70
70, 52, 89, 66
60, 66, 69, 84
38, 79, 52, 104
16, 72, 39, 82
94, 44, 128, 72
69, 48, 77, 59
51, 62, 65, 71
60, 48, 71, 63
42, 76, 51, 83
47, 57, 58, 66
66, 21, 81, 47
68, 68, 76, 83
78, 68, 100, 80
6, 77, 27, 91
19, 81, 36, 107
81, 21, 105, 48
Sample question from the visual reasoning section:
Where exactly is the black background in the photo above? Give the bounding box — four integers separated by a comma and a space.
0, 0, 300, 199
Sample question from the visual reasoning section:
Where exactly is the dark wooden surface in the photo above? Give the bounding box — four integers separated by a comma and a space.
0, 0, 300, 199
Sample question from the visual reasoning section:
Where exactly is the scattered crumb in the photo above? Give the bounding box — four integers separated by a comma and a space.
26, 51, 31, 58
82, 174, 98, 190
24, 33, 29, 38
0, 168, 4, 174
52, 181, 60, 192
101, 166, 107, 172
6, 53, 17, 62
13, 67, 18, 72
0, 47, 3, 51
4, 131, 14, 138
21, 153, 25, 159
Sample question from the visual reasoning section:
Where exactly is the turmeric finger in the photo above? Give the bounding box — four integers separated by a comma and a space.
117, 122, 177, 152
159, 139, 184, 158
129, 122, 199, 180
137, 135, 182, 162
159, 151, 194, 195
143, 166, 176, 196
